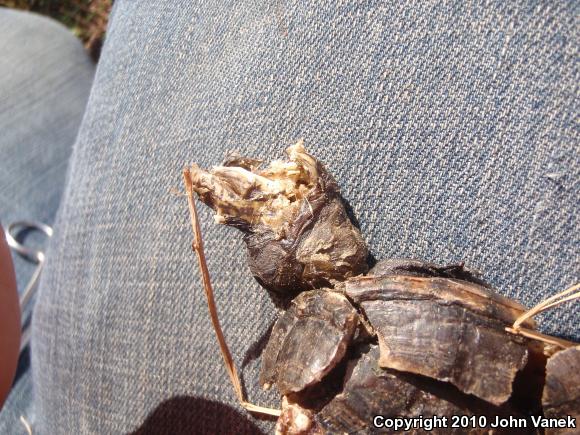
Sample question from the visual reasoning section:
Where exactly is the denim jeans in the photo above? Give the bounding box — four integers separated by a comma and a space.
4, 1, 580, 434
0, 8, 94, 434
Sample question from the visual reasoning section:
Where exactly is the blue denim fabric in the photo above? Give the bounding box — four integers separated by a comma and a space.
0, 8, 95, 289
0, 8, 94, 433
25, 1, 580, 434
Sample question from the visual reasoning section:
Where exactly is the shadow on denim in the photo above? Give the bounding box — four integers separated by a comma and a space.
129, 396, 268, 435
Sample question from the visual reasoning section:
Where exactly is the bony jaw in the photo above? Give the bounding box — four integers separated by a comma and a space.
188, 141, 320, 233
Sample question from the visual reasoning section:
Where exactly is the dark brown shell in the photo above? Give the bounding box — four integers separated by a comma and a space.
186, 147, 574, 435
345, 275, 535, 405
542, 346, 580, 435
264, 263, 546, 434
260, 289, 359, 395
370, 258, 490, 287
312, 345, 530, 434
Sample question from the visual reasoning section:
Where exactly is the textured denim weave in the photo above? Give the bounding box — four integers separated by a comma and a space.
0, 9, 94, 434
31, 1, 578, 434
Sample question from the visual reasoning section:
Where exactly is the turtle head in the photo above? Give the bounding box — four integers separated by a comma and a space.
188, 141, 369, 297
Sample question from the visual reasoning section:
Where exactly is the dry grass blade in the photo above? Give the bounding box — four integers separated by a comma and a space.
183, 168, 281, 418
19, 416, 32, 435
507, 283, 580, 349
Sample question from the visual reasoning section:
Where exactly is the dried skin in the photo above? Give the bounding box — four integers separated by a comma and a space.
542, 346, 580, 435
346, 275, 533, 405
260, 289, 359, 395
188, 142, 368, 296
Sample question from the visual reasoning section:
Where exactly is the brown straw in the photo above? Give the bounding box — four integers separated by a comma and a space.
184, 168, 281, 417
507, 283, 580, 349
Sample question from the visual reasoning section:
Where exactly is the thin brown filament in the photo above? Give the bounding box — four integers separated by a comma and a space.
183, 168, 281, 417
508, 283, 580, 349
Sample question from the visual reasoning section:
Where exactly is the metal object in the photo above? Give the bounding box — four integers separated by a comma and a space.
5, 220, 53, 263
5, 220, 53, 352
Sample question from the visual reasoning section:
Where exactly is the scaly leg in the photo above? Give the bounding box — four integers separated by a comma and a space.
183, 168, 281, 418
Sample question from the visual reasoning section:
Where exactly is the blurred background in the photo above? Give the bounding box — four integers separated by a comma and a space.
0, 2, 104, 426
0, 0, 111, 60
0, 0, 104, 291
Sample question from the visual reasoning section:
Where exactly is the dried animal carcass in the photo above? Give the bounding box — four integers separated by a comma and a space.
183, 143, 579, 434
